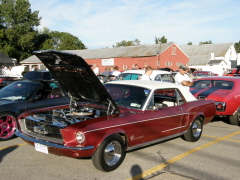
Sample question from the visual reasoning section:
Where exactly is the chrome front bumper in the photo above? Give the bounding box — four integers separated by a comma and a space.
15, 129, 94, 150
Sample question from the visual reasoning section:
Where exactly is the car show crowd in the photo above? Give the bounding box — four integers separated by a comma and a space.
0, 50, 239, 173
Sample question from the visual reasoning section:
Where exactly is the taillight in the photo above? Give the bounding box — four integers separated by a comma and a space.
214, 102, 226, 111
217, 103, 223, 109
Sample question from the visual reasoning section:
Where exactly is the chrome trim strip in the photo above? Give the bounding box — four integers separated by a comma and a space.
15, 130, 94, 150
126, 131, 186, 151
162, 126, 186, 133
85, 113, 189, 133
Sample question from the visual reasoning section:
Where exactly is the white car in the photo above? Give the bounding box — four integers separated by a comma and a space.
115, 70, 175, 83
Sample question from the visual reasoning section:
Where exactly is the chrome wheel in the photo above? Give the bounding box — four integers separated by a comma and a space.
104, 141, 122, 166
229, 108, 240, 126
92, 134, 126, 171
182, 117, 203, 142
0, 114, 17, 140
192, 119, 202, 138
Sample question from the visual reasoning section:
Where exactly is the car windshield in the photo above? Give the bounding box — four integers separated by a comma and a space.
104, 84, 150, 109
116, 73, 141, 80
0, 81, 40, 101
23, 72, 54, 80
191, 80, 234, 90
193, 72, 211, 77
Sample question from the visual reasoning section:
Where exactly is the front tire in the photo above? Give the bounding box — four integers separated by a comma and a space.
183, 117, 203, 142
229, 108, 240, 126
0, 112, 17, 141
92, 134, 126, 172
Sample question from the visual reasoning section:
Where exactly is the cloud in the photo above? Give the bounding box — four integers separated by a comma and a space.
29, 0, 240, 49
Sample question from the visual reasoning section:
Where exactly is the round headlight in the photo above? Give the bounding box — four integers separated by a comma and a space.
76, 132, 85, 144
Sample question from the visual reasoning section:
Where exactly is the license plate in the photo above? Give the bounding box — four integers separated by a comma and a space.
34, 143, 49, 154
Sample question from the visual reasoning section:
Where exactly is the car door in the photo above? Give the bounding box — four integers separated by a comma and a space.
143, 89, 186, 143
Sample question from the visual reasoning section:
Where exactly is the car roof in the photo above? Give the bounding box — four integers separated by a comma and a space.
14, 79, 57, 84
121, 70, 172, 75
106, 80, 197, 102
193, 71, 213, 73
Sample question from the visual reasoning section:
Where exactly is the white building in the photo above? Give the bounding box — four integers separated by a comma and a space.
180, 43, 237, 76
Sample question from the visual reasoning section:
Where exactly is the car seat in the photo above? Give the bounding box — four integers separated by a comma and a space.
47, 88, 61, 98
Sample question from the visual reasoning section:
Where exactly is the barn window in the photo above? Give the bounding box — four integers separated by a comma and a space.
172, 47, 176, 56
123, 65, 128, 70
176, 62, 182, 66
165, 62, 172, 66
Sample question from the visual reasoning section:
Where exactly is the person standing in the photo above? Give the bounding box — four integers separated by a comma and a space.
132, 64, 138, 70
31, 65, 38, 71
112, 66, 121, 77
139, 66, 153, 80
101, 67, 110, 83
91, 64, 100, 75
175, 65, 193, 90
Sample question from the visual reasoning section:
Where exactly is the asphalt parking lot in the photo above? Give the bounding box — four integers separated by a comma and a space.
1, 118, 240, 180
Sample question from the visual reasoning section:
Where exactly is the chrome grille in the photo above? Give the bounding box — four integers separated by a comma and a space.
20, 118, 64, 144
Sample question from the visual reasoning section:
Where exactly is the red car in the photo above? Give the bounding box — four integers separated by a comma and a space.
16, 50, 216, 172
226, 68, 240, 77
190, 76, 240, 126
192, 71, 215, 80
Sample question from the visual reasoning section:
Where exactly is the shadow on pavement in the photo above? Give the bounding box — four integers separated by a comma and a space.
0, 146, 18, 163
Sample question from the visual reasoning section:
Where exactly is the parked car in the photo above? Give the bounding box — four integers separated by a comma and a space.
0, 79, 69, 140
192, 71, 215, 80
190, 76, 240, 126
226, 68, 240, 77
23, 71, 54, 80
115, 69, 175, 83
0, 69, 22, 88
16, 50, 216, 172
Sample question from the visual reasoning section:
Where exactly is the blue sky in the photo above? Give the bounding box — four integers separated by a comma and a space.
29, 0, 240, 49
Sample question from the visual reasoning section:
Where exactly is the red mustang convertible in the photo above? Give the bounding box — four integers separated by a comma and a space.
16, 50, 216, 172
190, 76, 240, 126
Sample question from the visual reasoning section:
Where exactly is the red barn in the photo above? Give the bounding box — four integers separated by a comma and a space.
20, 43, 189, 72
66, 42, 188, 72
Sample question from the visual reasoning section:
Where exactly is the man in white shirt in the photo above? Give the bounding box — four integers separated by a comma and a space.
139, 66, 153, 80
175, 65, 193, 90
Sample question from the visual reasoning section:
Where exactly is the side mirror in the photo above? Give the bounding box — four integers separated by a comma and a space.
29, 94, 40, 101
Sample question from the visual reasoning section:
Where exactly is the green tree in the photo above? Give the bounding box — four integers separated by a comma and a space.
0, 0, 41, 62
113, 39, 141, 47
36, 28, 87, 50
187, 41, 192, 45
234, 41, 240, 53
200, 40, 213, 44
155, 36, 167, 44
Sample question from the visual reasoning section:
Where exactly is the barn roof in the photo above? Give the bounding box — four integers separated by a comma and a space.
208, 60, 224, 65
179, 42, 233, 66
21, 43, 174, 63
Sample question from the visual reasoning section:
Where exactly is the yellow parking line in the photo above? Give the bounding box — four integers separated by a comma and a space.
203, 134, 240, 143
127, 131, 240, 180
0, 143, 27, 151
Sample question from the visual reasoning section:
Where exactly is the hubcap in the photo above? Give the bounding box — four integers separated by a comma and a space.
104, 141, 122, 166
0, 115, 16, 139
237, 109, 240, 121
192, 119, 202, 138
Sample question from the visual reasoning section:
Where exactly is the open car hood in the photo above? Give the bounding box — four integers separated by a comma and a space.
33, 50, 119, 114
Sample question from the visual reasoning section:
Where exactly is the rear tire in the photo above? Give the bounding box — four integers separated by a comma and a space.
92, 134, 126, 172
229, 108, 240, 126
183, 117, 203, 142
